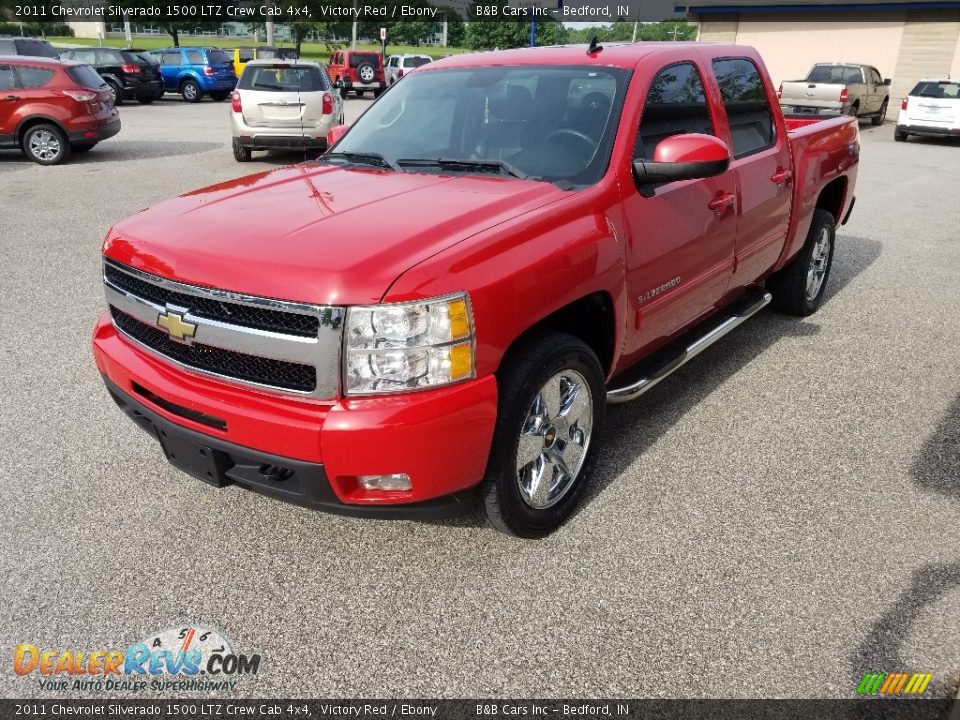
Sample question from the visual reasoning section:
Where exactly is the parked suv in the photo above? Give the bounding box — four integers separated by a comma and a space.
385, 54, 431, 85
128, 48, 166, 100
327, 50, 385, 98
0, 56, 119, 164
230, 60, 343, 161
895, 78, 960, 141
0, 36, 59, 59
150, 46, 236, 102
59, 47, 162, 105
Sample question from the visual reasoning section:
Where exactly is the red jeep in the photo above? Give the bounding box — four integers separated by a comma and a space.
327, 50, 385, 98
0, 56, 119, 165
93, 44, 858, 537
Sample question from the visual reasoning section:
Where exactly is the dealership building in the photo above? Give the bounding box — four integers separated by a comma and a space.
680, 0, 960, 102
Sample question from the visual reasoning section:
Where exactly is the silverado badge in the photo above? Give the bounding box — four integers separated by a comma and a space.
156, 307, 197, 342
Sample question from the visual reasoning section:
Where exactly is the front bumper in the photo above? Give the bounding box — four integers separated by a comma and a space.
93, 313, 498, 514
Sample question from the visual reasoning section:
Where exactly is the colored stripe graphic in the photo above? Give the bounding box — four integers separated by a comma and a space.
857, 673, 886, 694
857, 672, 932, 694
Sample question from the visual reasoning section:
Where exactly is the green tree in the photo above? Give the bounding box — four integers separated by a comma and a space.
465, 3, 567, 51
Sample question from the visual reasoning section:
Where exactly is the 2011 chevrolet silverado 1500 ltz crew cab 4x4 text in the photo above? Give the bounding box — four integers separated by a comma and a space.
93, 43, 859, 537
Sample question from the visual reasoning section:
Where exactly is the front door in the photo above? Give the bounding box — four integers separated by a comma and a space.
620, 60, 738, 363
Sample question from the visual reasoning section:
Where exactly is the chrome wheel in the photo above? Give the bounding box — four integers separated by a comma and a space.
183, 83, 198, 100
805, 226, 831, 302
27, 129, 61, 162
516, 369, 593, 510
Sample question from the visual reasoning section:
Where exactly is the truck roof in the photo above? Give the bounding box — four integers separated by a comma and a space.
433, 42, 753, 70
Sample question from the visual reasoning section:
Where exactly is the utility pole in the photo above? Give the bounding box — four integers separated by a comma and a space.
266, 20, 274, 46
124, 17, 132, 47
632, 20, 638, 42
351, 0, 358, 49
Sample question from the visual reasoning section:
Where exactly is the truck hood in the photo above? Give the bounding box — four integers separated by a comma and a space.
104, 163, 568, 305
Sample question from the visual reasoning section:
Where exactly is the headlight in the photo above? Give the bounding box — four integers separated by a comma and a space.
343, 293, 475, 395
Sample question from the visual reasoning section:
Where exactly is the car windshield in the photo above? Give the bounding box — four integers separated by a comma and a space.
239, 65, 326, 92
327, 65, 629, 188
910, 81, 960, 98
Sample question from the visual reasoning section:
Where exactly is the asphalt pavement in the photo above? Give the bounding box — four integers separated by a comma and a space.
1, 96, 958, 699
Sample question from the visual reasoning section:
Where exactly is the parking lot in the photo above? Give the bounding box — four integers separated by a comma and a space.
1, 97, 958, 698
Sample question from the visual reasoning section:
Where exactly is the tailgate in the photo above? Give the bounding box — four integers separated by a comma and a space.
238, 65, 327, 127
781, 81, 844, 109
907, 96, 958, 125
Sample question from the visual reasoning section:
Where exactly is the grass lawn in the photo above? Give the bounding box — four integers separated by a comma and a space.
48, 36, 466, 62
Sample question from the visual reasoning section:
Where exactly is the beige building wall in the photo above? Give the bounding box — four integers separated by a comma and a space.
890, 14, 960, 99
731, 14, 906, 87
953, 37, 960, 78
66, 21, 106, 39
698, 19, 740, 42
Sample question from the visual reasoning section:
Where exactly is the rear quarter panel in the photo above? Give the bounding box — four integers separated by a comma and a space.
776, 114, 859, 270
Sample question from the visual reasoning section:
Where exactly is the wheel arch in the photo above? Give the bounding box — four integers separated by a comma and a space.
15, 114, 66, 144
815, 176, 848, 225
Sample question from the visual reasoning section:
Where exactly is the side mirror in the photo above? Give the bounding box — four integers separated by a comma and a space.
326, 124, 349, 149
883, 78, 892, 86
633, 133, 730, 185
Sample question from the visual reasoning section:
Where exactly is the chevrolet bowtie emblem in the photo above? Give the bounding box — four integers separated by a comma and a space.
156, 307, 197, 342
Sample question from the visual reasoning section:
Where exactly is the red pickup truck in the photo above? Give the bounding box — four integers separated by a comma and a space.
93, 43, 859, 537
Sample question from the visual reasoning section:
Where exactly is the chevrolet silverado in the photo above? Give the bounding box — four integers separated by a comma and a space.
93, 43, 859, 537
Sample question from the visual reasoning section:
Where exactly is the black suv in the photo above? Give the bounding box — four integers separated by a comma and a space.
0, 36, 59, 58
59, 47, 162, 105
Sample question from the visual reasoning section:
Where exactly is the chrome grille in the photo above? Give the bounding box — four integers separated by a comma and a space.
103, 259, 343, 398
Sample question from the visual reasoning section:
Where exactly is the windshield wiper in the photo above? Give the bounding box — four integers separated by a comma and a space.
396, 157, 528, 180
323, 152, 401, 171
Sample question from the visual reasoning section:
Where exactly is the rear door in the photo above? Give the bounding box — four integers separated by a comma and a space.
711, 56, 792, 286
237, 64, 325, 128
13, 63, 67, 119
0, 63, 20, 141
907, 80, 960, 128
159, 50, 182, 89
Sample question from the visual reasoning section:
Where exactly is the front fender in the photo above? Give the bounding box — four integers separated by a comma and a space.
384, 190, 628, 379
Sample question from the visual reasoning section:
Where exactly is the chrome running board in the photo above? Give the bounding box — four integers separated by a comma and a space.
606, 291, 772, 404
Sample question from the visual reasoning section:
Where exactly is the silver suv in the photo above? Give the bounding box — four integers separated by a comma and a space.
384, 54, 432, 85
230, 59, 344, 162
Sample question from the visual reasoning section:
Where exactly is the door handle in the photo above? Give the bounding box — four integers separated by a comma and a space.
5, 95, 19, 101
771, 168, 793, 185
708, 192, 736, 215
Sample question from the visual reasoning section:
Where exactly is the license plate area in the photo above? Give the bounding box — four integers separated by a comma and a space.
157, 428, 227, 487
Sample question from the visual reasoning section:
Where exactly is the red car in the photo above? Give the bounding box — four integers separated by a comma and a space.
0, 56, 120, 165
93, 43, 858, 537
326, 49, 386, 98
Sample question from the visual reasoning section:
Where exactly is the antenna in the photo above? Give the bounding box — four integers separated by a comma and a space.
587, 36, 603, 55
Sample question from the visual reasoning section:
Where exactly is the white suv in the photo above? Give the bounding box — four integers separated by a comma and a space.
230, 59, 344, 162
384, 54, 432, 85
895, 77, 960, 142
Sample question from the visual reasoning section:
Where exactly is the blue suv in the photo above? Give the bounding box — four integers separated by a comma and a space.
150, 47, 236, 102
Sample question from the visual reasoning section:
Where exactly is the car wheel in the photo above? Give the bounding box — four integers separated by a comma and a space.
106, 80, 123, 106
894, 129, 908, 142
72, 142, 97, 153
846, 102, 860, 118
354, 89, 365, 98
232, 138, 252, 162
137, 96, 155, 104
872, 99, 888, 126
210, 91, 229, 102
768, 208, 836, 317
22, 124, 70, 165
373, 88, 384, 98
481, 332, 606, 538
181, 79, 201, 103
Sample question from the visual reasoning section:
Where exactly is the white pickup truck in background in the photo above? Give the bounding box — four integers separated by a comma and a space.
779, 63, 891, 124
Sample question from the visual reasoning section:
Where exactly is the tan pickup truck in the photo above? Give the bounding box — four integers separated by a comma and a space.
779, 63, 890, 124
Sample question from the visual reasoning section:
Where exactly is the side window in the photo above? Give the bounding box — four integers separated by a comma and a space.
712, 57, 776, 159
635, 62, 714, 161
0, 65, 17, 90
161, 52, 182, 66
72, 49, 98, 65
186, 51, 204, 65
842, 66, 863, 84
97, 49, 120, 64
870, 68, 882, 85
16, 66, 55, 89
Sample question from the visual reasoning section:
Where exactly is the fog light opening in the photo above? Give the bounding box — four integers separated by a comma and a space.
356, 473, 412, 492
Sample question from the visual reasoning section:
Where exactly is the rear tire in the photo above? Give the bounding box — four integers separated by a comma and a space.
894, 130, 908, 142
232, 138, 252, 162
871, 99, 888, 126
106, 80, 123, 106
181, 79, 202, 103
481, 332, 606, 538
21, 123, 70, 165
354, 89, 365, 98
847, 102, 860, 118
768, 208, 836, 317
373, 88, 384, 98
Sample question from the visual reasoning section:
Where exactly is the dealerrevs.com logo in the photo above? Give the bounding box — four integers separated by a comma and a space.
14, 626, 261, 693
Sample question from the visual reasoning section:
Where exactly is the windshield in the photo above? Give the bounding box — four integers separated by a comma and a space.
329, 65, 629, 187
910, 80, 960, 98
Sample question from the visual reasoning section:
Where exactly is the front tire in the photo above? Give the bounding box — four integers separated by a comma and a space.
181, 79, 202, 103
232, 138, 252, 162
481, 332, 606, 538
768, 208, 836, 316
22, 123, 70, 165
